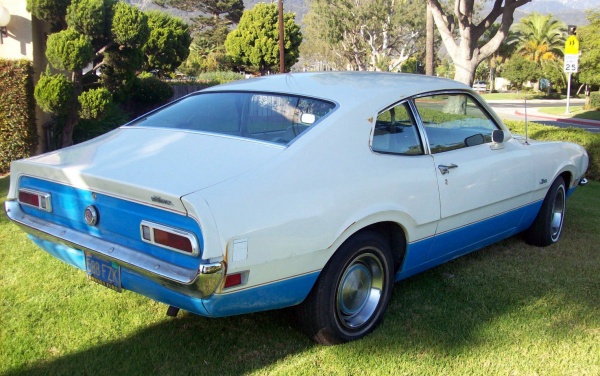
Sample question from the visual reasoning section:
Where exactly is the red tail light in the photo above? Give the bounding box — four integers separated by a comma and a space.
140, 221, 199, 255
18, 189, 52, 212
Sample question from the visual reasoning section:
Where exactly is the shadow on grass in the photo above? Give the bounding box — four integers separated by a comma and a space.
6, 308, 315, 375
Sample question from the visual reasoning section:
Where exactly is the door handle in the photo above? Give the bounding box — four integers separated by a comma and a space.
438, 164, 458, 175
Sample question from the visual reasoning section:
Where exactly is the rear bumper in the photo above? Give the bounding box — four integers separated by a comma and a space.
4, 199, 224, 299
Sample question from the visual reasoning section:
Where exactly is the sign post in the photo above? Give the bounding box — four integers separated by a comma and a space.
564, 35, 580, 114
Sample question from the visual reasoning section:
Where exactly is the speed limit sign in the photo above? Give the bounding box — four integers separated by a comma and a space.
564, 54, 579, 73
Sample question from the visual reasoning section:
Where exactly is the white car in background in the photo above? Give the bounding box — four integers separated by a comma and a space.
472, 80, 488, 92
5, 72, 588, 344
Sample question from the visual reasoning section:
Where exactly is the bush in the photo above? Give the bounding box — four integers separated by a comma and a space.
34, 71, 73, 115
505, 120, 600, 180
0, 59, 38, 174
73, 102, 129, 144
131, 75, 174, 106
589, 92, 600, 110
195, 71, 244, 85
78, 88, 112, 119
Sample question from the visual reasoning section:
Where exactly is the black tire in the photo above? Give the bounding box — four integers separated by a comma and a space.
525, 177, 566, 247
296, 231, 395, 345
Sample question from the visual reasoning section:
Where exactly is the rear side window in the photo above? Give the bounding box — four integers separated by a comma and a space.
129, 92, 336, 145
414, 94, 498, 153
372, 102, 423, 155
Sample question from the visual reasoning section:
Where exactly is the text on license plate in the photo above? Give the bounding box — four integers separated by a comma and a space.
85, 251, 122, 292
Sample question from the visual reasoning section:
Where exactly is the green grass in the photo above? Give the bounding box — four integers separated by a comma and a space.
537, 106, 600, 121
1, 176, 600, 375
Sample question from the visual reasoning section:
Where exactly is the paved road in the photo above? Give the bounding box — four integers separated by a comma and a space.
487, 99, 600, 134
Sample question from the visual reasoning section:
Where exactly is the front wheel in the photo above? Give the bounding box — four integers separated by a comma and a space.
525, 177, 566, 247
296, 231, 395, 345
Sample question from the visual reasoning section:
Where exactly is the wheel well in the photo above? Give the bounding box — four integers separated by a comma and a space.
356, 222, 406, 272
559, 171, 571, 188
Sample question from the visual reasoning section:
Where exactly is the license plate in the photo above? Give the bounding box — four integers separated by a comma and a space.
85, 251, 122, 292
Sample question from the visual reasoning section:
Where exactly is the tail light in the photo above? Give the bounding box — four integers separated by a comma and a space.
18, 189, 52, 212
140, 221, 199, 256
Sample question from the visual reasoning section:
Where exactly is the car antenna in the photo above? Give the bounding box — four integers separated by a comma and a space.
524, 98, 529, 145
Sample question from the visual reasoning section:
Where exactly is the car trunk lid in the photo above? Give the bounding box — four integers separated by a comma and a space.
10, 127, 284, 213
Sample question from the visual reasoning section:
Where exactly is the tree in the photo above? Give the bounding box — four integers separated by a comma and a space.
427, 0, 532, 86
302, 0, 425, 72
578, 8, 600, 106
225, 3, 302, 74
479, 23, 518, 91
154, 0, 244, 73
144, 11, 192, 77
513, 12, 566, 90
502, 54, 541, 90
29, 0, 150, 147
27, 0, 70, 30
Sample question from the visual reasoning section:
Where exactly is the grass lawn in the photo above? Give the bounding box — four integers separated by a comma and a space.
481, 92, 577, 101
1, 175, 599, 375
537, 106, 600, 121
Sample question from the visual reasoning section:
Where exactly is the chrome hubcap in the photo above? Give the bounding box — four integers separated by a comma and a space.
336, 252, 384, 329
550, 185, 565, 242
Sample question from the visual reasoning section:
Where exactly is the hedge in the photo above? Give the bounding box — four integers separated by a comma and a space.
0, 59, 38, 174
590, 92, 600, 111
505, 120, 600, 180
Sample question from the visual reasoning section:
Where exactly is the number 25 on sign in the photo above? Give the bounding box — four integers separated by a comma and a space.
564, 54, 578, 73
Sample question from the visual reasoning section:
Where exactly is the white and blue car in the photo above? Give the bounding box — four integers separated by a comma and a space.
5, 72, 589, 344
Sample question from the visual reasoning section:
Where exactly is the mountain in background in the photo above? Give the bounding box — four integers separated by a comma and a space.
515, 0, 596, 26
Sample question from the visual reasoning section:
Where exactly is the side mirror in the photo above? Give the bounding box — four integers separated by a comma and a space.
491, 129, 505, 150
492, 129, 504, 143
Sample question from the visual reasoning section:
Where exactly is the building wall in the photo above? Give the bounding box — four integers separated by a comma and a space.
0, 0, 50, 154
0, 1, 33, 60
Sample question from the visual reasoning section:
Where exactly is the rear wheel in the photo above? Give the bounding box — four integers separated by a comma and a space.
525, 177, 566, 246
296, 231, 395, 345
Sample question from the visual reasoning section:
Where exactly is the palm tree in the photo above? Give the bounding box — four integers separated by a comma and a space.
513, 13, 567, 90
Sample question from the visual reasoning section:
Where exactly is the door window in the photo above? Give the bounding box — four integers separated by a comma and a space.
372, 102, 423, 155
414, 94, 498, 154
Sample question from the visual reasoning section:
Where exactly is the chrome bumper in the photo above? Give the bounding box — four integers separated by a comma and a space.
4, 199, 224, 298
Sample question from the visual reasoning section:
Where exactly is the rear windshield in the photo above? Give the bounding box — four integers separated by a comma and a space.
128, 91, 336, 145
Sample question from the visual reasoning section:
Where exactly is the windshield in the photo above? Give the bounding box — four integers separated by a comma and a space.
129, 91, 336, 145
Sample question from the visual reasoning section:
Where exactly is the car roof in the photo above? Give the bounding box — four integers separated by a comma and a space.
202, 72, 471, 110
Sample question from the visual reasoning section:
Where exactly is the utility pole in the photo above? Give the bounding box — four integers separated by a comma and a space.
278, 0, 285, 74
425, 4, 434, 76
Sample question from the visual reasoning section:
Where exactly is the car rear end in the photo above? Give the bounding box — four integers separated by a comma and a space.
4, 126, 284, 316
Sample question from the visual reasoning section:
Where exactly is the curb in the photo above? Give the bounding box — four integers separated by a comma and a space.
514, 110, 600, 127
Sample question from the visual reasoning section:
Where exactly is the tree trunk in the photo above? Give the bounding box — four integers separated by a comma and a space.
425, 4, 434, 76
61, 70, 83, 148
489, 53, 497, 91
452, 51, 477, 87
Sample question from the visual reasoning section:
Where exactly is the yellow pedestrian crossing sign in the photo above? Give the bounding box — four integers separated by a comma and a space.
565, 35, 579, 55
